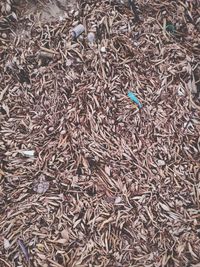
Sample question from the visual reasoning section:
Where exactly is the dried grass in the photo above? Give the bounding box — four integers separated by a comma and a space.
0, 0, 200, 266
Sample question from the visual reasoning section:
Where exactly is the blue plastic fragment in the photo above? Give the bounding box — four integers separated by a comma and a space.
128, 91, 142, 108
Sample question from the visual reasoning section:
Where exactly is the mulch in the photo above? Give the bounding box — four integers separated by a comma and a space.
0, 0, 200, 266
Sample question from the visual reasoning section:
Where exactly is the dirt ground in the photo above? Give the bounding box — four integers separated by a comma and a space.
0, 0, 200, 266
17, 0, 77, 21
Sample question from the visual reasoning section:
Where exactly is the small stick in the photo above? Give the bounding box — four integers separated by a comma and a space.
0, 258, 12, 267
39, 46, 59, 55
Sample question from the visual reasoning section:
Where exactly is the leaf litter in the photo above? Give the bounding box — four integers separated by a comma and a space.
0, 0, 200, 266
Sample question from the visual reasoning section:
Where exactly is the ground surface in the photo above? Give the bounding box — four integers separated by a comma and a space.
0, 0, 200, 266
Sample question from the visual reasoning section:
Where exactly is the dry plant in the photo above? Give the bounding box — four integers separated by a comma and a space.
0, 0, 200, 266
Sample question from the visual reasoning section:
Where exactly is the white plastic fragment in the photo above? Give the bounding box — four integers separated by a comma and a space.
115, 196, 122, 204
100, 47, 106, 53
157, 159, 165, 166
87, 32, 95, 43
65, 59, 73, 67
33, 180, 49, 194
20, 150, 35, 157
71, 24, 85, 38
11, 11, 17, 20
4, 238, 11, 250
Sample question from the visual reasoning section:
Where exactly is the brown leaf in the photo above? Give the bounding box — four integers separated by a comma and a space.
104, 165, 111, 176
54, 239, 68, 245
61, 229, 69, 241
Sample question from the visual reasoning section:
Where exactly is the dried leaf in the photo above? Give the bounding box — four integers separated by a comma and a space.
187, 76, 197, 94
188, 243, 198, 259
177, 243, 185, 256
37, 253, 46, 260
54, 239, 68, 245
105, 165, 111, 176
0, 86, 8, 101
2, 102, 10, 117
160, 203, 171, 212
61, 229, 69, 241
